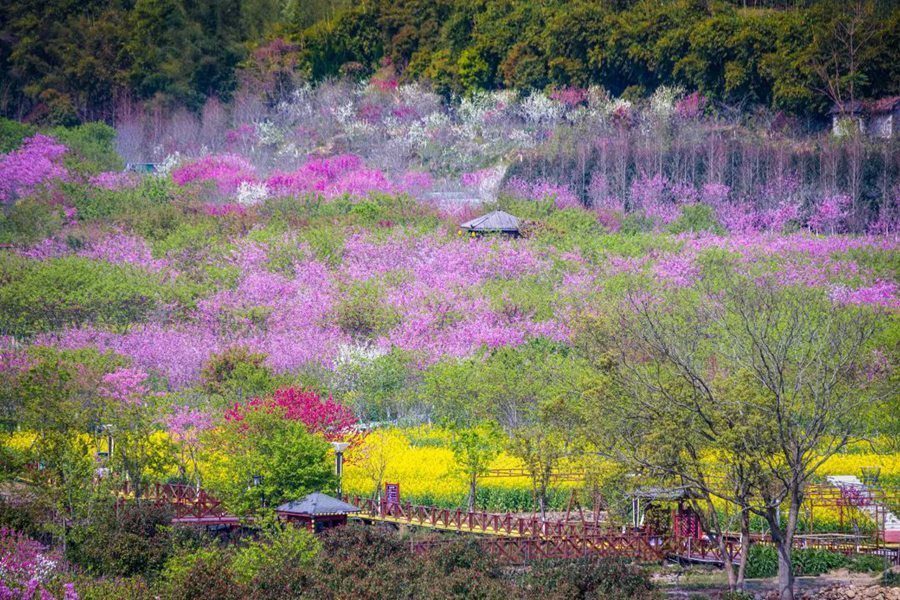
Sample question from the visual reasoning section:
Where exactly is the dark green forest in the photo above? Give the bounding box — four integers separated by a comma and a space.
1, 0, 898, 124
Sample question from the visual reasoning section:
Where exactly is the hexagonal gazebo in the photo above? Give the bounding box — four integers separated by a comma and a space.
275, 492, 360, 533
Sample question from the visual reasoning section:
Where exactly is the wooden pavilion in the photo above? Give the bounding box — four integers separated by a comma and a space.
460, 210, 521, 236
275, 492, 360, 533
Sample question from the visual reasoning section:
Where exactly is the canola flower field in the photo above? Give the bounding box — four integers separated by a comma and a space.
340, 427, 900, 517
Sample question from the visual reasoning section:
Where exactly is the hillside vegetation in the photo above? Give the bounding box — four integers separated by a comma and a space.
1, 0, 898, 123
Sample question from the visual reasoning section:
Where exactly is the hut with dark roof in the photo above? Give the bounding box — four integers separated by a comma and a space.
830, 96, 900, 138
868, 96, 900, 138
275, 492, 360, 533
460, 210, 521, 236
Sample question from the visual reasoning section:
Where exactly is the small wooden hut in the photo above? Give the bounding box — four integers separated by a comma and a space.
275, 492, 360, 533
460, 210, 521, 236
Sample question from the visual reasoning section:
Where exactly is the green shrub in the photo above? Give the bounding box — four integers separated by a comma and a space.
792, 548, 847, 576
300, 224, 345, 266
159, 547, 246, 600
201, 346, 274, 398
620, 212, 656, 235
668, 204, 723, 235
0, 118, 37, 153
0, 197, 65, 245
746, 545, 850, 578
847, 553, 889, 573
150, 221, 221, 258
541, 208, 606, 244
70, 177, 173, 223
0, 256, 187, 336
526, 556, 658, 600
231, 521, 319, 584
49, 122, 122, 175
882, 569, 900, 587
333, 280, 400, 338
745, 544, 778, 579
71, 576, 153, 600
66, 499, 176, 578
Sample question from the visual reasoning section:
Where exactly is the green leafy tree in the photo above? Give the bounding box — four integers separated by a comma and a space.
448, 421, 504, 512
231, 516, 319, 584
585, 266, 891, 599
205, 407, 335, 515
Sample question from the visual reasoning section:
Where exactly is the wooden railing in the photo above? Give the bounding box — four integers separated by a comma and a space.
410, 531, 667, 565
348, 495, 900, 566
671, 534, 900, 567
121, 482, 237, 523
348, 496, 613, 538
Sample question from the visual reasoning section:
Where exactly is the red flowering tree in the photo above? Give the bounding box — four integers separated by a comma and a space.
225, 387, 363, 455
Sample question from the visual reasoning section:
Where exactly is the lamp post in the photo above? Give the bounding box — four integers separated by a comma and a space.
252, 473, 264, 507
97, 423, 114, 459
331, 441, 350, 497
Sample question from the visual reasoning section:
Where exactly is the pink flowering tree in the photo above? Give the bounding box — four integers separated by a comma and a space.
0, 134, 68, 203
0, 528, 72, 599
505, 177, 580, 209
99, 368, 149, 406
225, 386, 363, 457
808, 194, 851, 234
171, 154, 257, 196
78, 234, 167, 272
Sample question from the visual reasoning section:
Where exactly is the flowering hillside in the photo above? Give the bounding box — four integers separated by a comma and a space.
0, 83, 897, 599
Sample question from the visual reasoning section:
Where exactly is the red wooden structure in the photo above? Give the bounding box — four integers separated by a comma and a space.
803, 483, 900, 545
411, 531, 667, 565
275, 493, 360, 533
120, 482, 239, 526
348, 495, 613, 538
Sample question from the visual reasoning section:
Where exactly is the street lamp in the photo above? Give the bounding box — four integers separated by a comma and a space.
97, 424, 114, 460
251, 474, 265, 507
330, 441, 350, 497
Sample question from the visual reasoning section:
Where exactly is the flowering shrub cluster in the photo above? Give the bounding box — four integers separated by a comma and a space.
225, 386, 358, 444
0, 528, 71, 599
100, 367, 150, 405
0, 135, 68, 203
78, 233, 167, 272
171, 154, 256, 195
28, 221, 895, 389
88, 171, 140, 191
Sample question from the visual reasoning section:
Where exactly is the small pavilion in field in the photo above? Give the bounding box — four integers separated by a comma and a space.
275, 492, 360, 533
460, 210, 521, 236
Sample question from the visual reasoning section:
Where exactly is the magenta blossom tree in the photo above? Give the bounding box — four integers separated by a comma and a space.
0, 134, 68, 203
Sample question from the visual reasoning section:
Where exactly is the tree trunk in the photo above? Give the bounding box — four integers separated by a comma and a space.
701, 497, 737, 590
467, 475, 476, 513
736, 508, 750, 589
767, 496, 801, 600
776, 541, 794, 600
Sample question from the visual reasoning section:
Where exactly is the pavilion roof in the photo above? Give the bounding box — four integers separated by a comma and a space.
629, 486, 704, 501
275, 492, 360, 516
460, 210, 521, 233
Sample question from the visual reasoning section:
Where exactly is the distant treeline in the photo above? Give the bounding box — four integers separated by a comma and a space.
1, 0, 898, 124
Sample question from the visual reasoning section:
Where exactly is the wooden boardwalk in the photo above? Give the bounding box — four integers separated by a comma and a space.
120, 482, 240, 526
348, 496, 612, 538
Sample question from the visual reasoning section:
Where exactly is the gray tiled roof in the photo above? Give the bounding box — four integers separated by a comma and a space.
275, 492, 360, 515
460, 210, 521, 232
